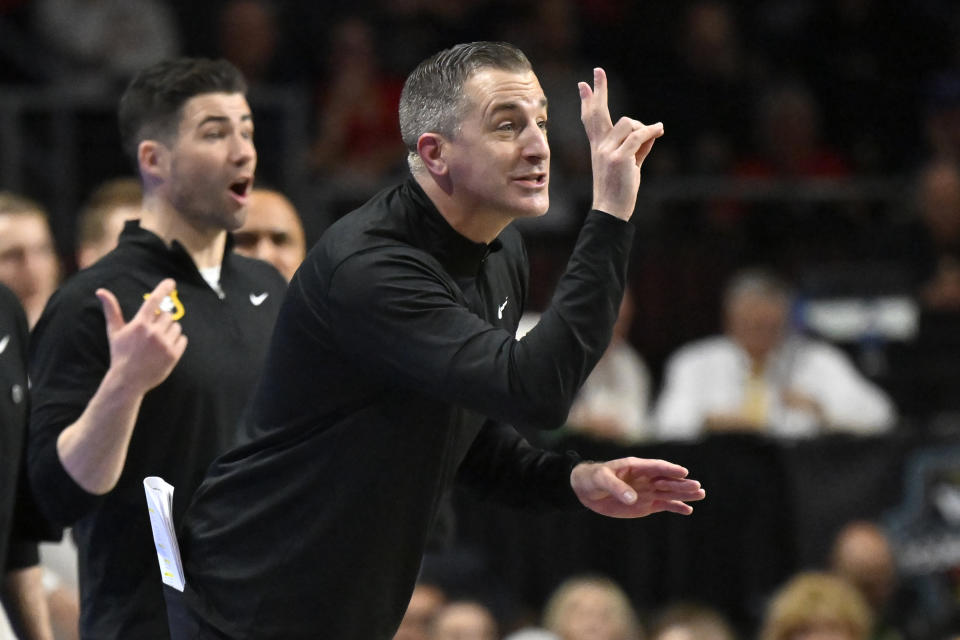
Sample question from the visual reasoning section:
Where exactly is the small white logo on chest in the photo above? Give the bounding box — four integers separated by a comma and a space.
497, 297, 509, 319
0, 334, 8, 355
250, 292, 269, 306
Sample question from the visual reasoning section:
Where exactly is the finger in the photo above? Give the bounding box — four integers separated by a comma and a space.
608, 117, 643, 147
138, 278, 177, 320
592, 67, 609, 122
616, 457, 690, 479
655, 500, 695, 516
165, 320, 183, 341
618, 122, 664, 157
635, 136, 658, 167
172, 333, 188, 360
652, 481, 706, 503
595, 466, 641, 505
652, 478, 704, 495
579, 67, 613, 141
96, 288, 125, 336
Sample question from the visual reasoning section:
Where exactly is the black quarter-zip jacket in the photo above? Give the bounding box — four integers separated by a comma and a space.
181, 177, 635, 639
27, 221, 286, 639
0, 284, 44, 578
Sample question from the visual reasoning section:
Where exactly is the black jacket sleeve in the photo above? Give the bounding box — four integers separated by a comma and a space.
455, 420, 582, 509
326, 210, 634, 431
27, 285, 111, 527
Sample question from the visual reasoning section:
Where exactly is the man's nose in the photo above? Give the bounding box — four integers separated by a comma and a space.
521, 124, 549, 162
231, 133, 256, 166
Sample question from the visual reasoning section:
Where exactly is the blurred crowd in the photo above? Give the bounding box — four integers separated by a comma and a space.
3, 0, 960, 639
4, 0, 960, 414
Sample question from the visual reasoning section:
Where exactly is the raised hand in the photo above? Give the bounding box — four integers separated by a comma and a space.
570, 457, 705, 519
578, 68, 663, 221
96, 278, 187, 394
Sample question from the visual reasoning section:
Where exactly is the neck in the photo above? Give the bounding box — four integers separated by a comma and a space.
139, 192, 227, 269
413, 172, 510, 245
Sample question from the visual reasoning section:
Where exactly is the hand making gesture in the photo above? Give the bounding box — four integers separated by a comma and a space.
571, 457, 705, 518
97, 277, 187, 394
57, 278, 188, 495
579, 67, 663, 221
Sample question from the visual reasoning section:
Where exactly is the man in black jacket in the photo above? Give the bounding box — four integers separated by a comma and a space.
27, 58, 286, 639
0, 283, 53, 639
179, 41, 705, 639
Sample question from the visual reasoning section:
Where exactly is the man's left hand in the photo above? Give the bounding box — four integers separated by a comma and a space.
570, 458, 705, 518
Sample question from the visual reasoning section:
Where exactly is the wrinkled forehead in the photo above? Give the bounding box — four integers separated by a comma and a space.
461, 67, 547, 117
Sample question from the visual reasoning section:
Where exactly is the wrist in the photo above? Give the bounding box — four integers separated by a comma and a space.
591, 202, 633, 221
101, 360, 156, 399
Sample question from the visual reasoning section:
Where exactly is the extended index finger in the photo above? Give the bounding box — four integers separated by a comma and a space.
137, 278, 177, 320
579, 67, 613, 141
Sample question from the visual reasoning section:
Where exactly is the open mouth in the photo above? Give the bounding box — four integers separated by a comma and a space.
229, 177, 252, 200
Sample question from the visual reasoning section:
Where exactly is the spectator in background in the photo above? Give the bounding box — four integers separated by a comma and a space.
216, 0, 279, 87
797, 0, 941, 174
31, 0, 179, 91
232, 188, 306, 282
565, 287, 653, 444
309, 16, 407, 189
657, 1, 754, 176
654, 268, 895, 439
429, 601, 499, 640
0, 195, 78, 639
0, 192, 60, 328
896, 158, 960, 311
734, 81, 849, 181
829, 521, 905, 640
542, 575, 644, 640
75, 177, 142, 270
759, 572, 872, 640
924, 71, 960, 164
648, 602, 737, 640
395, 581, 448, 640
0, 283, 54, 640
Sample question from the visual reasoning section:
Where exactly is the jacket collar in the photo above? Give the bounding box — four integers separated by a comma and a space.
400, 177, 502, 278
117, 219, 235, 278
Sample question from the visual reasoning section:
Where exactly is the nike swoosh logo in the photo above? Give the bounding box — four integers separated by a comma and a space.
0, 334, 8, 355
249, 292, 269, 306
497, 297, 509, 320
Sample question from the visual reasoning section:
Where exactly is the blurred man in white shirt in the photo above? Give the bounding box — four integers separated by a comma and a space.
654, 268, 895, 439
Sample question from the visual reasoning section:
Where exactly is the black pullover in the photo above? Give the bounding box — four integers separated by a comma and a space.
181, 178, 634, 638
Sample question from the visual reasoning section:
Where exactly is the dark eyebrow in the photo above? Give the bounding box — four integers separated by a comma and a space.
489, 97, 548, 117
196, 114, 254, 129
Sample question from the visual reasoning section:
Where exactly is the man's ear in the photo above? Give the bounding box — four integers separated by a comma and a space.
416, 133, 447, 177
137, 140, 167, 182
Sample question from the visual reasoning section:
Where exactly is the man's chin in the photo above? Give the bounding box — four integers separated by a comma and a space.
516, 195, 549, 218
225, 207, 248, 232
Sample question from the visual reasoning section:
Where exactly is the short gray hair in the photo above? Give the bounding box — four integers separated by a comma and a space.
398, 41, 531, 173
723, 268, 791, 310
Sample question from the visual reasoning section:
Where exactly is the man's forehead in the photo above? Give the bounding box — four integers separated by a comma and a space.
0, 214, 52, 247
180, 92, 252, 123
0, 211, 48, 233
464, 68, 546, 111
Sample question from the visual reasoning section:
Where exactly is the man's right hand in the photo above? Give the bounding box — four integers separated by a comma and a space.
96, 277, 187, 393
579, 68, 663, 221
56, 278, 188, 495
